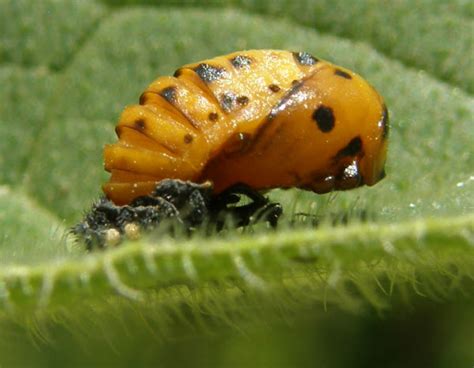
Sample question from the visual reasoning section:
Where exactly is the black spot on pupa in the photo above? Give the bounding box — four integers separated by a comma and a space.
312, 105, 335, 132
230, 55, 252, 69
380, 105, 389, 139
159, 86, 177, 103
335, 137, 363, 159
292, 51, 318, 66
208, 112, 219, 121
173, 68, 183, 78
334, 69, 352, 79
336, 161, 363, 189
194, 63, 227, 83
220, 93, 236, 112
139, 92, 147, 105
291, 79, 299, 86
268, 84, 280, 92
134, 119, 146, 131
236, 96, 249, 106
184, 134, 193, 144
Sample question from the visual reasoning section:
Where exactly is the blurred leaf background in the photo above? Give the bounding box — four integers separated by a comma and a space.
0, 0, 473, 366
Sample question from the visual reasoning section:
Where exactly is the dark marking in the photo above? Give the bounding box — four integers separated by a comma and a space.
224, 132, 252, 155
230, 55, 252, 69
134, 119, 146, 131
379, 168, 386, 180
268, 84, 280, 92
312, 105, 335, 132
184, 134, 193, 144
336, 161, 363, 189
194, 63, 227, 83
292, 51, 318, 66
335, 137, 363, 159
302, 172, 336, 194
208, 112, 219, 121
173, 68, 183, 78
158, 87, 199, 130
220, 93, 236, 112
291, 79, 299, 86
139, 92, 147, 105
334, 69, 352, 79
380, 105, 389, 139
236, 95, 249, 106
268, 80, 305, 121
159, 86, 177, 104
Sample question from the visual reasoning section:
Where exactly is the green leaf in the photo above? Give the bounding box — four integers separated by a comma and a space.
0, 0, 473, 365
1, 214, 472, 310
101, 0, 474, 93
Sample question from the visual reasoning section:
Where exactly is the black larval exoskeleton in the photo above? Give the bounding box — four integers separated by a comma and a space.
72, 179, 282, 250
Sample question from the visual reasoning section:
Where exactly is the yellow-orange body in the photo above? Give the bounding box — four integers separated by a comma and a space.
104, 50, 388, 205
